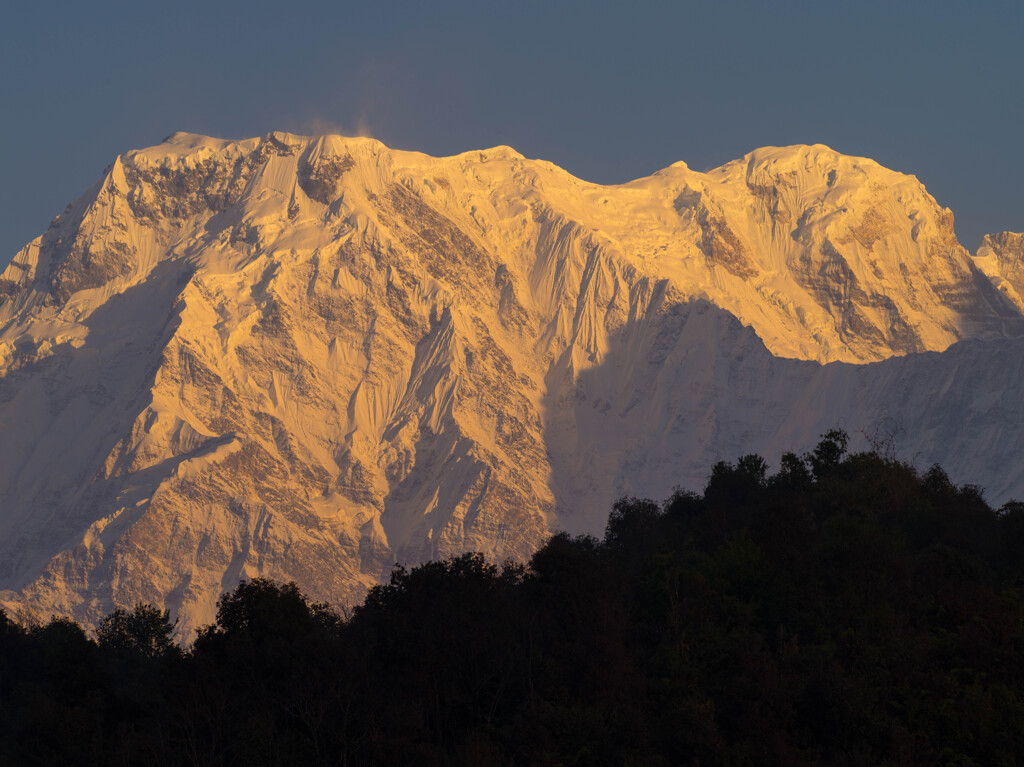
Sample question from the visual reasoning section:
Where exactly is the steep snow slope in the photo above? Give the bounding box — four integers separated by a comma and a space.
547, 299, 1024, 532
974, 231, 1024, 312
0, 132, 1020, 635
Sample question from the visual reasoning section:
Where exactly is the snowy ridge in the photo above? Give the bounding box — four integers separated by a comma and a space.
974, 231, 1024, 312
0, 132, 1021, 635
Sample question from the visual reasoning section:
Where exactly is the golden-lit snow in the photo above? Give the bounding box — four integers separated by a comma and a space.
0, 132, 1021, 636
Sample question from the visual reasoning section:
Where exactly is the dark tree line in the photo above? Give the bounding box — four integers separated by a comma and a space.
2, 431, 1023, 765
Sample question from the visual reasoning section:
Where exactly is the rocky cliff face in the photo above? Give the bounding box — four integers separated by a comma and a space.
0, 132, 1021, 636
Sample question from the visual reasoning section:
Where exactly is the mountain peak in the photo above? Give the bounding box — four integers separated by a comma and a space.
1, 134, 1022, 635
973, 231, 1024, 312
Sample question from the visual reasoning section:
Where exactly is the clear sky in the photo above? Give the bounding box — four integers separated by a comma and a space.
2, 1, 1021, 265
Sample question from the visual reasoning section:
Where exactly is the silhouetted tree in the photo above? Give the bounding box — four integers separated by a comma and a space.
808, 427, 849, 477
97, 602, 180, 659
3, 433, 1024, 765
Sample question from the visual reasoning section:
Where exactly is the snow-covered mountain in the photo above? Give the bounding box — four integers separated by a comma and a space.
974, 231, 1024, 312
1, 132, 1021, 636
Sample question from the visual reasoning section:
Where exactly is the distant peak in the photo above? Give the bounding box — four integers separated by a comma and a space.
481, 144, 523, 159
443, 144, 525, 164
739, 143, 869, 168
160, 132, 225, 148
265, 131, 306, 148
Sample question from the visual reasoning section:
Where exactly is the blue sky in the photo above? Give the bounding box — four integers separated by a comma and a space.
2, 1, 1021, 263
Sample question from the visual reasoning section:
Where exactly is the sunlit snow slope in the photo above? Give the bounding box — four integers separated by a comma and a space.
0, 132, 1021, 636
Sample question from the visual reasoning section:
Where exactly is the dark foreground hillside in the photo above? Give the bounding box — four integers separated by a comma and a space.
2, 431, 1023, 766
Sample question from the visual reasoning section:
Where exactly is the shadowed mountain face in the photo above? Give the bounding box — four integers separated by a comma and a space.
0, 132, 1021, 635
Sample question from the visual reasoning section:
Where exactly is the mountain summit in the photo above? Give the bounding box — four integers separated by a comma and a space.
1, 133, 1022, 635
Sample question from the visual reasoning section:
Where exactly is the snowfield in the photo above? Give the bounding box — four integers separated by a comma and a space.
0, 132, 1021, 636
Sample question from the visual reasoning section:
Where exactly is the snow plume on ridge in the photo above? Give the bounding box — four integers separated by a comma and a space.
0, 132, 1021, 637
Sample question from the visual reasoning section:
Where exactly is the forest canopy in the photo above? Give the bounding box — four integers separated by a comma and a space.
2, 430, 1023, 766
